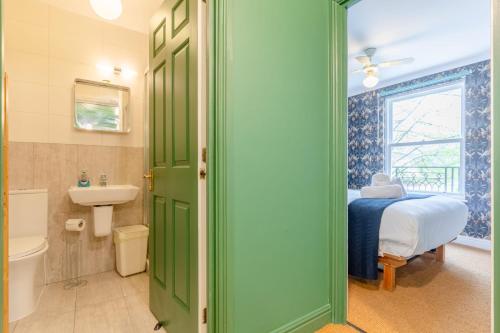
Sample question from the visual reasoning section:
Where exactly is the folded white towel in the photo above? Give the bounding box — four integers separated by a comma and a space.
360, 184, 404, 199
390, 177, 407, 196
371, 173, 391, 186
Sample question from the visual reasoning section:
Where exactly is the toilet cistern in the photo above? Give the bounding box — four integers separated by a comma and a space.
68, 185, 139, 236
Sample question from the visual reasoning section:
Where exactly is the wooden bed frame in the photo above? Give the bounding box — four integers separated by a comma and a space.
378, 244, 445, 291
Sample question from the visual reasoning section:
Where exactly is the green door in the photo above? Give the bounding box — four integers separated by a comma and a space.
148, 0, 198, 332
210, 0, 340, 332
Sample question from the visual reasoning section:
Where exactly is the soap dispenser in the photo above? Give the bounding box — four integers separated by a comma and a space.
78, 170, 91, 187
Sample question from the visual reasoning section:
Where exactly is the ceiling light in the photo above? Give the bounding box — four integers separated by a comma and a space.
363, 71, 379, 88
90, 0, 123, 21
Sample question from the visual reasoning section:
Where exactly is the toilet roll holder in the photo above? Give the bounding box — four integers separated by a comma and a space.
64, 219, 87, 289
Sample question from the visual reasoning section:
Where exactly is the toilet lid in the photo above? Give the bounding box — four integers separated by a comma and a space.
9, 236, 47, 260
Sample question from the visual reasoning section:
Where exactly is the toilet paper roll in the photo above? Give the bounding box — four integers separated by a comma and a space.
65, 218, 86, 232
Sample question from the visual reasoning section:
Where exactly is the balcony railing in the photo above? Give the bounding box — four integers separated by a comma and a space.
393, 166, 461, 193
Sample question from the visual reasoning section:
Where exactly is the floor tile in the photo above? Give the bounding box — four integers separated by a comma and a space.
76, 271, 123, 309
9, 321, 17, 333
120, 272, 149, 297
74, 297, 134, 333
37, 281, 77, 314
13, 310, 74, 333
125, 291, 167, 333
10, 270, 160, 333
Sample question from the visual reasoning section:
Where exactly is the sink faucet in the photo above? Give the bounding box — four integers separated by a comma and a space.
99, 174, 108, 187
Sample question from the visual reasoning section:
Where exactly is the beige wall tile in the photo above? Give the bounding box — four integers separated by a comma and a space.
9, 112, 49, 142
77, 145, 121, 185
48, 85, 73, 116
48, 114, 103, 146
6, 1, 147, 147
48, 58, 96, 87
8, 142, 34, 190
5, 19, 49, 56
6, 50, 49, 86
6, 0, 148, 289
10, 142, 144, 283
49, 7, 104, 65
5, 0, 49, 28
9, 81, 49, 115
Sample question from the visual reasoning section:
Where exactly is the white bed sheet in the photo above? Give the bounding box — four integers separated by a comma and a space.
348, 190, 468, 258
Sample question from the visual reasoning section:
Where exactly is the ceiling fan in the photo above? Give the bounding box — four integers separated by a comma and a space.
353, 48, 414, 88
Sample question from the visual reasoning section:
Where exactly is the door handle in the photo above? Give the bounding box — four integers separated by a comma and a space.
144, 169, 154, 191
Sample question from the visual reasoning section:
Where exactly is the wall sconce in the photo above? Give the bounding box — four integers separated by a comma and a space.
96, 63, 137, 79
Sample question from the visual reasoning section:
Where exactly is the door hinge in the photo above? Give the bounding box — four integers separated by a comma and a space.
202, 147, 207, 163
199, 168, 207, 179
202, 307, 207, 324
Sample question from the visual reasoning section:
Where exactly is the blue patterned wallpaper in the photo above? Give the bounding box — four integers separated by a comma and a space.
348, 60, 491, 239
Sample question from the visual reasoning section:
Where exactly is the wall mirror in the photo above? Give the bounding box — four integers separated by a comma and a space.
74, 79, 131, 133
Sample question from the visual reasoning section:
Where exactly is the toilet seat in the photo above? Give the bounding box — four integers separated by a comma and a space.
9, 236, 48, 261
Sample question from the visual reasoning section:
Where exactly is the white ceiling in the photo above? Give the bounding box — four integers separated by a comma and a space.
39, 0, 163, 33
348, 0, 491, 96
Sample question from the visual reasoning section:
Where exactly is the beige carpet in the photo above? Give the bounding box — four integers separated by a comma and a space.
317, 324, 359, 333
347, 243, 491, 333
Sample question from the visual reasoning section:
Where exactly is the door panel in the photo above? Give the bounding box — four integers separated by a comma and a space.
211, 0, 335, 332
149, 0, 198, 332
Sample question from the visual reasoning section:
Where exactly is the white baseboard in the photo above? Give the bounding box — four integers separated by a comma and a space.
453, 235, 491, 251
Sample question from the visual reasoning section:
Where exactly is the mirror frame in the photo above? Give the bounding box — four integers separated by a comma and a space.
73, 78, 131, 134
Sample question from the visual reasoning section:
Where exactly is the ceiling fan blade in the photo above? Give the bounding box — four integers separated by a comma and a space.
378, 58, 414, 68
355, 55, 371, 66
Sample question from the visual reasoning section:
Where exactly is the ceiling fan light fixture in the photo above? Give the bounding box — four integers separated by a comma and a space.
90, 0, 123, 20
363, 72, 379, 88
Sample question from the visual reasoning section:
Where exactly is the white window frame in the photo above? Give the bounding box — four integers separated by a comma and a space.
384, 80, 466, 195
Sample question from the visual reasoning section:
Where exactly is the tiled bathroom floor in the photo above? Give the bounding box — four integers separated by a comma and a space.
10, 271, 166, 333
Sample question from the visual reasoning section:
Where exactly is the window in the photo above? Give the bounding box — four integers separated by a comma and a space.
385, 81, 465, 194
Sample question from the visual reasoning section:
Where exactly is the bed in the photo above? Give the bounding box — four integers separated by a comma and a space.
348, 189, 468, 290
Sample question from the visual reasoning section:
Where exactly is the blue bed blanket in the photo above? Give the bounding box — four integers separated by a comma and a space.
348, 194, 431, 280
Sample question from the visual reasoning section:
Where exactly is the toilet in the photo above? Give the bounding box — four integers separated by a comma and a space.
8, 189, 49, 322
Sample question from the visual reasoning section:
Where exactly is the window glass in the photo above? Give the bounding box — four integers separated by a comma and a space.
391, 88, 462, 143
387, 83, 464, 194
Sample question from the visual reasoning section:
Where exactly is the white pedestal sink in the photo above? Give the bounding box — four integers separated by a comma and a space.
68, 185, 139, 237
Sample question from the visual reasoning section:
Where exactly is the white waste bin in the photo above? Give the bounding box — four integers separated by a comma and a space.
113, 225, 149, 277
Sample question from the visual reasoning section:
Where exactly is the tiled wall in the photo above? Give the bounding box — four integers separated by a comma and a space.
9, 142, 144, 283
5, 0, 148, 147
5, 0, 148, 283
348, 60, 491, 239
